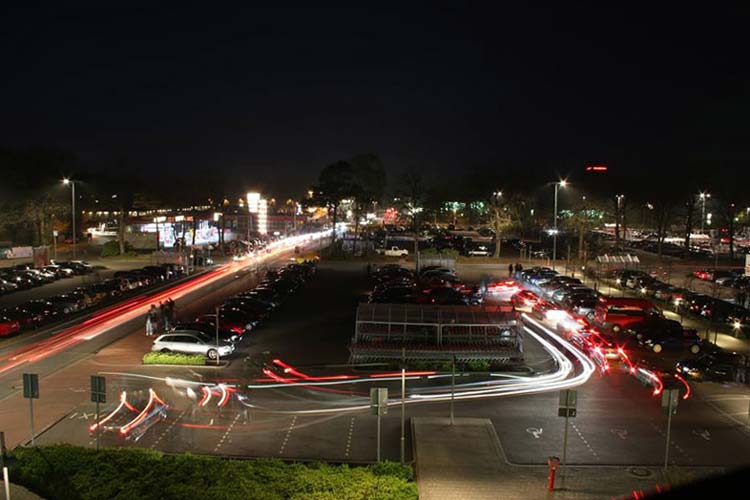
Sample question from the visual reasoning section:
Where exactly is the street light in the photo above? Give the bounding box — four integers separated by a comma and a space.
616, 194, 625, 242
552, 180, 567, 270
699, 192, 711, 233
62, 178, 76, 259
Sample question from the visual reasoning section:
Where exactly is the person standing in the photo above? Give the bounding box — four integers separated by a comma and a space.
145, 314, 154, 336
508, 263, 514, 276
168, 298, 177, 325
147, 304, 158, 336
159, 301, 169, 331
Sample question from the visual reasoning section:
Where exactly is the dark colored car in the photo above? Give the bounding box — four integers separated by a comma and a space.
47, 294, 85, 315
197, 309, 256, 334
14, 301, 58, 326
223, 298, 270, 318
369, 286, 418, 304
676, 351, 744, 382
239, 288, 281, 308
627, 318, 702, 354
421, 287, 468, 305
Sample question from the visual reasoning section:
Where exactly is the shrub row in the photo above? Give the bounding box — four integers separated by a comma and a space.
142, 351, 206, 366
10, 445, 417, 500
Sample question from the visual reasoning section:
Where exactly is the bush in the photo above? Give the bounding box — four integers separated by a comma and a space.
465, 360, 491, 372
9, 445, 418, 500
142, 352, 206, 366
100, 240, 133, 257
420, 247, 459, 258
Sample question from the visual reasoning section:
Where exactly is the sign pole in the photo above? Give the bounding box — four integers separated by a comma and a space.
664, 396, 673, 471
1, 431, 10, 500
90, 375, 106, 452
450, 355, 455, 425
377, 411, 381, 462
29, 398, 35, 446
400, 349, 406, 465
23, 373, 39, 447
370, 387, 388, 463
2, 466, 8, 500
95, 400, 101, 452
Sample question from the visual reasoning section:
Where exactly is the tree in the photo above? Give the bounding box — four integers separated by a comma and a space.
682, 195, 697, 252
349, 154, 387, 248
313, 161, 356, 242
396, 170, 428, 265
563, 195, 604, 265
487, 191, 525, 259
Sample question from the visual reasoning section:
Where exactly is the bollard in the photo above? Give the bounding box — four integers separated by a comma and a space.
547, 456, 560, 491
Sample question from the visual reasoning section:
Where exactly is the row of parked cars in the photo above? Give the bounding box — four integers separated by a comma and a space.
610, 269, 750, 335
151, 261, 316, 360
517, 267, 600, 318
0, 262, 186, 337
367, 265, 482, 305
692, 267, 750, 289
0, 260, 94, 295
518, 267, 708, 355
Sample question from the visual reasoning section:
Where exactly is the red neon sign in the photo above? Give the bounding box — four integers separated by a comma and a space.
585, 165, 609, 172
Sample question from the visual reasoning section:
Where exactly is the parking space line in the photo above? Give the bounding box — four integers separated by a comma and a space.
152, 409, 187, 449
650, 422, 693, 463
345, 417, 355, 458
278, 416, 297, 455
214, 412, 241, 452
570, 422, 599, 460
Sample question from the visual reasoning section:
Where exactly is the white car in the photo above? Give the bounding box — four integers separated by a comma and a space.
376, 246, 409, 257
152, 332, 234, 360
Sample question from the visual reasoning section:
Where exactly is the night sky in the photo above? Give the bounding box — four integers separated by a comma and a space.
2, 4, 749, 197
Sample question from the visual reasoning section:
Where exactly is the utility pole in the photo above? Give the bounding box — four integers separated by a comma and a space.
215, 305, 220, 366
553, 182, 559, 270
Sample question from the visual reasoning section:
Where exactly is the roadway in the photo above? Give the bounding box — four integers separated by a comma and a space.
0, 233, 330, 447
28, 261, 750, 467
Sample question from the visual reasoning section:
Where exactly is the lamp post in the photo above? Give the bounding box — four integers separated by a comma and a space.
552, 180, 567, 270
62, 178, 76, 259
699, 192, 710, 233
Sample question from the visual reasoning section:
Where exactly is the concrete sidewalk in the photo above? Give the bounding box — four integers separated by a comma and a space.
7, 483, 44, 500
412, 417, 723, 500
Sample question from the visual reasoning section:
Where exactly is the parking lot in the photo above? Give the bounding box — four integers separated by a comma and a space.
25, 261, 749, 467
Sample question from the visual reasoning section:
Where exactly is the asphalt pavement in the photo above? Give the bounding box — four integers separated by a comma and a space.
27, 261, 750, 473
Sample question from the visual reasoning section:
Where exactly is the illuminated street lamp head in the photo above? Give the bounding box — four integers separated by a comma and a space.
62, 178, 70, 185
558, 180, 568, 188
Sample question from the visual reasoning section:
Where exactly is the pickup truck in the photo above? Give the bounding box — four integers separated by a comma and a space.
375, 246, 409, 257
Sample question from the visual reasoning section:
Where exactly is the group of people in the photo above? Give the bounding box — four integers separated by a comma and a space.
508, 262, 524, 276
145, 298, 177, 336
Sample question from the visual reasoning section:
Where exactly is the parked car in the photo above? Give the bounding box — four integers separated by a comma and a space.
151, 331, 234, 360
676, 351, 743, 382
0, 278, 19, 294
375, 246, 409, 257
592, 297, 663, 333
511, 290, 539, 309
170, 323, 240, 344
627, 318, 702, 354
0, 315, 21, 336
47, 294, 84, 315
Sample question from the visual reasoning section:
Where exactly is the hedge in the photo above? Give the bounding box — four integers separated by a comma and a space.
142, 352, 206, 366
10, 445, 418, 500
